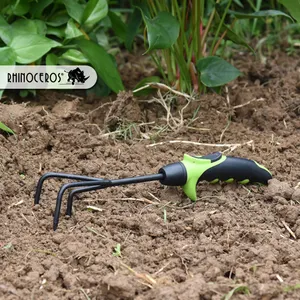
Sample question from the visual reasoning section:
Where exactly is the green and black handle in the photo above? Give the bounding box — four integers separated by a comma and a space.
159, 152, 272, 200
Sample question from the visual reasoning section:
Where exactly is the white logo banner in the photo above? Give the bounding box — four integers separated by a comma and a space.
0, 65, 97, 89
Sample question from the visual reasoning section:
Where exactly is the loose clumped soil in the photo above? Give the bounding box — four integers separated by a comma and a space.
1, 52, 300, 300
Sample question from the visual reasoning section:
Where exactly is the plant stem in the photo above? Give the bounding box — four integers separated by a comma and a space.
172, 0, 188, 54
148, 0, 157, 17
212, 19, 236, 56
210, 0, 233, 56
164, 49, 174, 83
201, 3, 217, 55
151, 53, 168, 83
251, 0, 262, 35
198, 0, 205, 58
172, 45, 191, 92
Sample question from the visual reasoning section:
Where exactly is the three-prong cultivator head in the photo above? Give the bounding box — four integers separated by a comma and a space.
34, 152, 272, 231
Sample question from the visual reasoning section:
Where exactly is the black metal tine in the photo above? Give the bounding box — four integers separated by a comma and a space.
66, 185, 107, 216
34, 172, 104, 204
65, 173, 165, 217
53, 180, 112, 231
54, 173, 164, 231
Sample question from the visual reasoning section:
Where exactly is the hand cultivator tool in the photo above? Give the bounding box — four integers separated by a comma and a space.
34, 152, 272, 230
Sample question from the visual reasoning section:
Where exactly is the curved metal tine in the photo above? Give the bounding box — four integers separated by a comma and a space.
53, 180, 111, 231
34, 172, 104, 204
66, 185, 108, 217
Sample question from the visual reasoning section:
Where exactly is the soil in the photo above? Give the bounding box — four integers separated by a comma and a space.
1, 51, 300, 300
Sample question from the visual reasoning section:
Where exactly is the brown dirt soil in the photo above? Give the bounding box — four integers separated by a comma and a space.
1, 52, 300, 300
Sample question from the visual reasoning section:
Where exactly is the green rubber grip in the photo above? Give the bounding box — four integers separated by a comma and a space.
181, 152, 272, 201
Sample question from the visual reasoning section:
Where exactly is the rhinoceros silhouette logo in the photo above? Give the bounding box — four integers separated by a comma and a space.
65, 67, 90, 85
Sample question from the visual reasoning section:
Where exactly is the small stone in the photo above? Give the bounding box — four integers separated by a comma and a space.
266, 179, 294, 200
52, 99, 79, 119
295, 226, 300, 238
101, 274, 136, 300
235, 267, 246, 280
273, 196, 288, 204
24, 271, 40, 283
52, 233, 65, 245
62, 272, 77, 289
192, 212, 209, 231
30, 262, 45, 275
43, 265, 59, 282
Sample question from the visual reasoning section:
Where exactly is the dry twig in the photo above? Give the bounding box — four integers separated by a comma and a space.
232, 97, 265, 110
133, 82, 194, 100
120, 262, 157, 288
281, 220, 297, 239
147, 140, 253, 154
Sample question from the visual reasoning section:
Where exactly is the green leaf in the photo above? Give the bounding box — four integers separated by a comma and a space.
225, 26, 254, 52
214, 23, 254, 52
82, 0, 108, 29
133, 76, 160, 96
233, 0, 244, 8
196, 56, 242, 87
19, 90, 28, 98
143, 11, 180, 51
0, 0, 10, 11
214, 12, 253, 52
47, 26, 65, 38
223, 285, 250, 300
279, 0, 300, 23
95, 30, 109, 49
134, 1, 151, 18
0, 122, 15, 134
0, 90, 4, 99
228, 9, 293, 21
65, 19, 83, 39
60, 49, 88, 63
33, 20, 47, 35
11, 0, 30, 16
63, 0, 84, 24
125, 7, 142, 51
112, 244, 121, 257
76, 38, 124, 93
46, 11, 70, 27
11, 19, 47, 36
0, 15, 12, 44
9, 34, 61, 64
19, 89, 36, 98
108, 11, 127, 41
0, 47, 16, 65
46, 53, 58, 65
30, 0, 53, 18
283, 283, 300, 292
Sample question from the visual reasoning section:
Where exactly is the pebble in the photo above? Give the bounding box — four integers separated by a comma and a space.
266, 179, 294, 200
52, 233, 65, 245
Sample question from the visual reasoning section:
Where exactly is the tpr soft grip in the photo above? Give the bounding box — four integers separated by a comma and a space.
181, 153, 272, 201
199, 156, 271, 184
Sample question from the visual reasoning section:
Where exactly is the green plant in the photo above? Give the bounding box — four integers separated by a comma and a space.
112, 243, 122, 257
280, 0, 300, 23
283, 283, 300, 292
130, 0, 292, 93
223, 285, 250, 300
0, 0, 125, 97
0, 122, 15, 134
